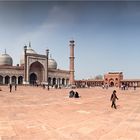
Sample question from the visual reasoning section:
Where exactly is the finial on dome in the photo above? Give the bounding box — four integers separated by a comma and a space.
24, 44, 27, 50
70, 40, 75, 44
4, 49, 6, 54
29, 42, 31, 48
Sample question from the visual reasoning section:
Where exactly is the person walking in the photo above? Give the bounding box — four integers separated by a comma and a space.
110, 90, 119, 109
9, 84, 12, 92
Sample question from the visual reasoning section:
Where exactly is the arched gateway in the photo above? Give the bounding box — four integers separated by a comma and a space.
29, 61, 45, 85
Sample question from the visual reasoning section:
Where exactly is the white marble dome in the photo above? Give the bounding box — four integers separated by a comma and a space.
20, 46, 37, 65
26, 47, 37, 54
0, 53, 13, 66
48, 58, 57, 69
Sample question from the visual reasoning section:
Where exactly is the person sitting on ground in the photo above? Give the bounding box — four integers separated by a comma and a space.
74, 91, 80, 98
69, 90, 74, 98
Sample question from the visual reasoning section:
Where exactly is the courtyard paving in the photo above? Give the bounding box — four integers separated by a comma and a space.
0, 86, 139, 140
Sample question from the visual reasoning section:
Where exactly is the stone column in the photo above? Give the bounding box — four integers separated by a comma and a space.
69, 40, 75, 85
65, 78, 67, 86
60, 78, 62, 85
67, 79, 69, 86
50, 78, 53, 86
55, 78, 58, 85
57, 78, 60, 87
16, 77, 18, 84
10, 77, 12, 84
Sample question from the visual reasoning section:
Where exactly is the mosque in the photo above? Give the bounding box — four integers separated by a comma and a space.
0, 40, 75, 87
1, 39, 139, 89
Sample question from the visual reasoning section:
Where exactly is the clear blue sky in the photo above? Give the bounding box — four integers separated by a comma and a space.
0, 1, 140, 80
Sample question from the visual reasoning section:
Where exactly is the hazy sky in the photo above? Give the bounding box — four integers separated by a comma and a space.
1, 1, 140, 79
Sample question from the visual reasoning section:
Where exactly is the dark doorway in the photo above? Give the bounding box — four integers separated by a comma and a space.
18, 76, 23, 84
53, 78, 56, 86
30, 73, 37, 85
48, 77, 51, 86
110, 82, 114, 87
62, 78, 65, 85
0, 76, 3, 84
5, 76, 10, 84
12, 76, 16, 84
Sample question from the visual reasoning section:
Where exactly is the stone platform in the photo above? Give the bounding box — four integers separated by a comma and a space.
0, 86, 139, 140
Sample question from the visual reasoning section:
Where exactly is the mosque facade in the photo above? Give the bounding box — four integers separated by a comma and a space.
0, 40, 75, 87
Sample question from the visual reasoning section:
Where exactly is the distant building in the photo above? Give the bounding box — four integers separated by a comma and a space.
104, 72, 123, 87
75, 72, 140, 88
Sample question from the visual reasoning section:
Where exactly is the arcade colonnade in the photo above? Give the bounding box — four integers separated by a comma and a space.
75, 80, 104, 88
48, 77, 69, 87
0, 75, 23, 85
0, 74, 69, 87
75, 79, 140, 88
0, 67, 24, 85
0, 66, 70, 86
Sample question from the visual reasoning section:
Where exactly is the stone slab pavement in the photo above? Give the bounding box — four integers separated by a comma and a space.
0, 85, 139, 140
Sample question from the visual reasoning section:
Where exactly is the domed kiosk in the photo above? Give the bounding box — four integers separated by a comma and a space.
20, 43, 37, 65
0, 52, 13, 66
48, 58, 57, 69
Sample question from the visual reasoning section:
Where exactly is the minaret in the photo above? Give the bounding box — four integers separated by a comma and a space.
23, 45, 27, 84
69, 40, 75, 85
46, 49, 49, 90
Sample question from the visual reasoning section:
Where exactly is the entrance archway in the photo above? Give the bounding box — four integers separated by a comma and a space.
29, 73, 37, 85
18, 76, 23, 84
110, 82, 114, 87
0, 76, 3, 84
48, 77, 51, 86
109, 78, 114, 87
52, 78, 56, 86
29, 61, 45, 84
5, 76, 10, 84
62, 78, 65, 85
12, 76, 16, 84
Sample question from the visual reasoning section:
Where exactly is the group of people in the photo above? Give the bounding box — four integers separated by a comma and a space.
102, 84, 109, 89
69, 90, 80, 98
120, 84, 137, 90
9, 83, 119, 109
8, 82, 120, 109
68, 89, 119, 109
